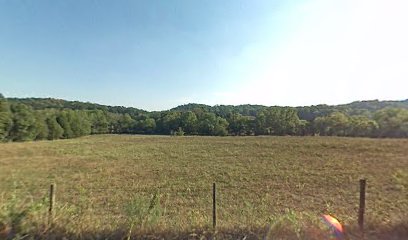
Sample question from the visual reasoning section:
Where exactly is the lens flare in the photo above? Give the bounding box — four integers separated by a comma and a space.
322, 214, 344, 239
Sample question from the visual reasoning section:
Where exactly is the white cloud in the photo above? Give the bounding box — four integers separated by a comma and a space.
210, 0, 408, 106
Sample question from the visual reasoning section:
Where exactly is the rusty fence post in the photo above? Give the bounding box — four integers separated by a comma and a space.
48, 183, 56, 226
213, 182, 216, 229
358, 179, 366, 236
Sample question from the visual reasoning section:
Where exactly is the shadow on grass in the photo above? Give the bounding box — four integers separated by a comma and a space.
343, 222, 408, 240
3, 222, 406, 240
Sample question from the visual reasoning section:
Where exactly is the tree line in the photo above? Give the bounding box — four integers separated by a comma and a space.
1, 94, 407, 142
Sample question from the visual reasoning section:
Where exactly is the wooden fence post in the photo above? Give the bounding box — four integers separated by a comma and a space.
48, 183, 56, 226
358, 179, 366, 236
213, 182, 216, 229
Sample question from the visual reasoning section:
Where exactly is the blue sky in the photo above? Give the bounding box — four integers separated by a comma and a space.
1, 0, 407, 110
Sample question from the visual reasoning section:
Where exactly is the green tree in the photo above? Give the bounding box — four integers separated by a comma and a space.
281, 108, 301, 135
135, 118, 156, 134
297, 120, 312, 136
117, 113, 135, 134
46, 114, 64, 140
88, 110, 109, 134
197, 113, 228, 136
0, 94, 12, 141
326, 112, 350, 136
313, 116, 328, 136
172, 127, 185, 136
213, 117, 229, 136
255, 111, 267, 135
227, 113, 251, 135
157, 112, 181, 134
374, 108, 408, 137
33, 111, 49, 140
56, 110, 91, 138
349, 115, 379, 137
9, 103, 37, 141
255, 107, 300, 135
57, 111, 74, 138
313, 112, 350, 136
180, 111, 198, 134
70, 110, 91, 137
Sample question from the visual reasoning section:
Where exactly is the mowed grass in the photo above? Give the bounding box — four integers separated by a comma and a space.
1, 135, 407, 238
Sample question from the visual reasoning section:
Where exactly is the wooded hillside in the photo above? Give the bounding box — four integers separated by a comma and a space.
1, 94, 407, 141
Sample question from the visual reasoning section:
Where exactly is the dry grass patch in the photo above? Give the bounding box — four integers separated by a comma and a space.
0, 135, 407, 239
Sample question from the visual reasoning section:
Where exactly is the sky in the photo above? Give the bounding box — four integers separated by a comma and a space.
1, 0, 407, 111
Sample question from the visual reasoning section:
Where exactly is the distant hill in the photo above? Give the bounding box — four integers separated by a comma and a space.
171, 103, 266, 117
2, 95, 408, 141
296, 99, 408, 120
7, 97, 147, 118
172, 100, 408, 120
7, 97, 408, 120
338, 99, 408, 113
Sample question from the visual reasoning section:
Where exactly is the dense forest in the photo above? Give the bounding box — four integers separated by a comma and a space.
1, 94, 408, 142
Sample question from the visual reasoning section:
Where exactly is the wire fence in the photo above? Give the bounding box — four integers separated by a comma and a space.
0, 179, 369, 234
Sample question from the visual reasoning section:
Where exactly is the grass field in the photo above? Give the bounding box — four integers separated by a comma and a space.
1, 135, 407, 239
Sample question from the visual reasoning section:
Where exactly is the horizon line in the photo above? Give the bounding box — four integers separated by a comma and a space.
4, 94, 408, 112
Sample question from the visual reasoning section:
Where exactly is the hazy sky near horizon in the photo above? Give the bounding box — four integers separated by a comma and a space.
1, 0, 407, 110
